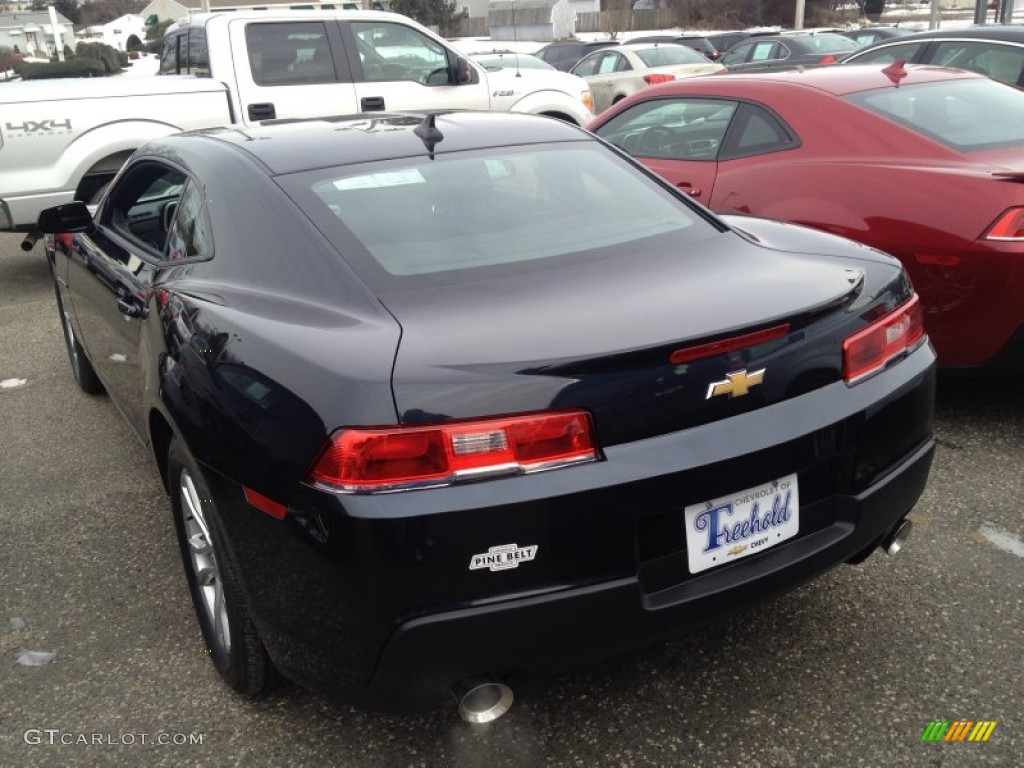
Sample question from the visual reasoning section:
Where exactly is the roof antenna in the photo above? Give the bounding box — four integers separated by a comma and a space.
882, 59, 907, 87
414, 114, 444, 158
512, 0, 521, 77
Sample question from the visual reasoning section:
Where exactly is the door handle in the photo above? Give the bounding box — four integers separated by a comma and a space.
247, 102, 276, 121
361, 96, 385, 111
117, 298, 146, 319
676, 182, 702, 198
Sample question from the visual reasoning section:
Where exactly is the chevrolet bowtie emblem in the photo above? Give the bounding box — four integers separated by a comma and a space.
706, 368, 765, 400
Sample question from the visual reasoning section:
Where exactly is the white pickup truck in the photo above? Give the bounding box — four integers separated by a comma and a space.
0, 10, 594, 245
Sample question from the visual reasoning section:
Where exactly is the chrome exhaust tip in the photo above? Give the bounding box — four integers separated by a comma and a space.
454, 677, 514, 724
883, 519, 912, 556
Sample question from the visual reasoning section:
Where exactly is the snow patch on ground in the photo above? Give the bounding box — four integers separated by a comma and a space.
979, 523, 1024, 559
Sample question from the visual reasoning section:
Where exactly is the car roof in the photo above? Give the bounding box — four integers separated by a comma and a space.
540, 39, 618, 49
733, 31, 851, 50
170, 112, 588, 175
638, 62, 986, 97
857, 23, 1024, 45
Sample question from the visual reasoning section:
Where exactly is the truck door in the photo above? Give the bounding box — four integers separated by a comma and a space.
342, 19, 490, 114
231, 19, 358, 124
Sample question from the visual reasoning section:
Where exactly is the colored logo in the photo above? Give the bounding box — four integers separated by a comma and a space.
920, 721, 997, 742
705, 368, 765, 400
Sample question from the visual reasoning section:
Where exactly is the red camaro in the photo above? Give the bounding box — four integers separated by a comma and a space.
589, 64, 1024, 372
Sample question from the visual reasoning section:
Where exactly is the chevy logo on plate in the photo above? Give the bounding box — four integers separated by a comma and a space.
706, 368, 765, 400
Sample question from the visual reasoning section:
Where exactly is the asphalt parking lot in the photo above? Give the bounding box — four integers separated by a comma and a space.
1, 233, 1021, 767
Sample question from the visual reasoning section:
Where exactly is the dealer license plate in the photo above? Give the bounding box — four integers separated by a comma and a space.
684, 473, 799, 574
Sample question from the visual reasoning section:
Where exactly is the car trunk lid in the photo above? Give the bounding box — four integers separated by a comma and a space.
380, 227, 883, 446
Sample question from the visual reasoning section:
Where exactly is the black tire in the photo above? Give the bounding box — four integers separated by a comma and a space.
167, 437, 277, 696
54, 285, 104, 395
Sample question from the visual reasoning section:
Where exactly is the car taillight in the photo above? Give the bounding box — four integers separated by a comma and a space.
819, 54, 837, 65
843, 295, 925, 384
643, 73, 675, 85
307, 411, 599, 493
983, 207, 1024, 240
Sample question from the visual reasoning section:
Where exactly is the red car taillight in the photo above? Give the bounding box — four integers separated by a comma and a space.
843, 295, 926, 384
819, 54, 838, 65
643, 73, 675, 85
307, 411, 599, 493
983, 207, 1024, 240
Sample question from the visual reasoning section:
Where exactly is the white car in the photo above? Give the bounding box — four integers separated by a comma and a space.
571, 43, 725, 114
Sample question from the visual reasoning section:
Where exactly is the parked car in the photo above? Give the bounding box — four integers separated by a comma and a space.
38, 111, 934, 719
589, 64, 1024, 371
843, 24, 1024, 88
0, 10, 594, 243
535, 38, 619, 71
840, 25, 910, 47
629, 34, 724, 61
571, 43, 724, 114
720, 32, 860, 72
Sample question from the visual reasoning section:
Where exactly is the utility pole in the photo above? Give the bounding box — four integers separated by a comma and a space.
794, 0, 805, 30
974, 0, 989, 23
47, 4, 64, 62
929, 0, 941, 28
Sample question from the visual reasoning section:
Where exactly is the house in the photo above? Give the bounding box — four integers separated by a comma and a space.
0, 10, 74, 57
77, 14, 147, 51
488, 0, 576, 42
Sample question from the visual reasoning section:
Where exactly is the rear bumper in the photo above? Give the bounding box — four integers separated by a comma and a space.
278, 437, 933, 712
212, 343, 938, 712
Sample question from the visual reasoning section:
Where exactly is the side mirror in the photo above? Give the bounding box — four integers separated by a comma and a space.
454, 55, 478, 86
37, 201, 94, 234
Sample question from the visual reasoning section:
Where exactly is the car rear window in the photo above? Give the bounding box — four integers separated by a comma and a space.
845, 79, 1024, 151
279, 142, 720, 290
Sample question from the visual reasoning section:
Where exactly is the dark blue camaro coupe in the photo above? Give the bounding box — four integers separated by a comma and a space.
39, 112, 935, 721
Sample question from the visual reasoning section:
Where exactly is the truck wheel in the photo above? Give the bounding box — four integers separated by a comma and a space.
167, 437, 278, 696
55, 285, 104, 395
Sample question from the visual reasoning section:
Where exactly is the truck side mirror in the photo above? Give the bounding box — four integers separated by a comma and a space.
37, 201, 94, 234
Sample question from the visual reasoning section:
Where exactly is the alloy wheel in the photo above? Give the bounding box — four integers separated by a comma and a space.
179, 469, 231, 653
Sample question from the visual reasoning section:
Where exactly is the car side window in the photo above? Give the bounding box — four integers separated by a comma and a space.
594, 98, 738, 161
188, 27, 210, 77
159, 30, 183, 75
848, 42, 925, 65
749, 42, 779, 62
931, 41, 1024, 87
571, 52, 601, 77
103, 163, 187, 254
164, 181, 214, 263
722, 42, 752, 66
246, 22, 337, 85
596, 52, 623, 74
352, 21, 449, 84
720, 103, 799, 160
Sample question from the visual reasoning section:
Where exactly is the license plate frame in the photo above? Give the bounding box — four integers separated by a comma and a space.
684, 473, 799, 574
